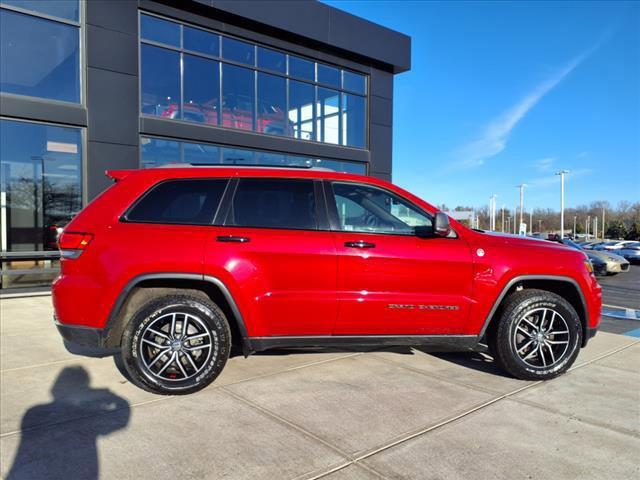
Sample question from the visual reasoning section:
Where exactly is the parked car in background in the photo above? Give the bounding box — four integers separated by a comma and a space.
594, 240, 634, 251
558, 239, 608, 276
616, 242, 640, 264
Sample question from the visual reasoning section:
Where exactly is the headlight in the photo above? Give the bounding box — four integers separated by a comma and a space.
584, 260, 594, 274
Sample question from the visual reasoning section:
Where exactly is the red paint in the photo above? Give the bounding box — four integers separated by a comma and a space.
52, 167, 601, 341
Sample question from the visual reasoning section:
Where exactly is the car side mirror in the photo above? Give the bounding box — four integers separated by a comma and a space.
434, 212, 451, 237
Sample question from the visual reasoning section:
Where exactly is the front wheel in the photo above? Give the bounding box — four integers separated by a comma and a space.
121, 295, 231, 395
488, 289, 582, 381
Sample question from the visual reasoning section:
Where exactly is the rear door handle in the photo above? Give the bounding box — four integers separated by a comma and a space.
217, 235, 250, 243
345, 241, 376, 249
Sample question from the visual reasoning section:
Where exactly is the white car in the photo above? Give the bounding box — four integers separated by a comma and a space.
594, 240, 635, 251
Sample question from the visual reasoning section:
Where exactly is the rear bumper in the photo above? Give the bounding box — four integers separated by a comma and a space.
55, 320, 117, 357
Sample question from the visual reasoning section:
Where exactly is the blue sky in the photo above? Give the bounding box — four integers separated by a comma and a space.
325, 1, 639, 210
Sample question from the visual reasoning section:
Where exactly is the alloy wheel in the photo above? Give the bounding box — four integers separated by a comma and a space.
512, 307, 571, 369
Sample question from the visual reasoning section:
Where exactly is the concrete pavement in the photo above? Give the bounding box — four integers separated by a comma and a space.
1, 295, 638, 480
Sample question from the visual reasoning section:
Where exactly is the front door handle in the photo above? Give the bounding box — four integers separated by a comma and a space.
217, 235, 250, 243
345, 241, 376, 249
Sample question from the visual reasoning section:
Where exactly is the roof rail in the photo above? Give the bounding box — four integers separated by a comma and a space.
153, 163, 335, 172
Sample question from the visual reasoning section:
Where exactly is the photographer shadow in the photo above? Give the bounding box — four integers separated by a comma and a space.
6, 366, 130, 480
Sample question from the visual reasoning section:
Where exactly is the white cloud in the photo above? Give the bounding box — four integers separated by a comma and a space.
454, 42, 604, 169
534, 157, 555, 172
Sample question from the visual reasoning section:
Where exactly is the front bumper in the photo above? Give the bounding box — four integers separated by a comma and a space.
55, 320, 117, 357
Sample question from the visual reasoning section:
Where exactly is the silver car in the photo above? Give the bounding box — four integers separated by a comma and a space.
562, 239, 630, 274
616, 242, 640, 264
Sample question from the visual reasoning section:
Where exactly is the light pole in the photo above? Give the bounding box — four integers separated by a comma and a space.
556, 170, 569, 238
501, 205, 505, 232
489, 194, 497, 231
516, 184, 526, 234
529, 210, 533, 235
586, 215, 590, 238
573, 216, 577, 238
602, 207, 605, 239
594, 217, 598, 241
513, 206, 517, 234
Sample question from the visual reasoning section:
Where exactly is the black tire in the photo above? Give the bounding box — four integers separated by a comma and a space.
121, 295, 231, 395
488, 289, 582, 381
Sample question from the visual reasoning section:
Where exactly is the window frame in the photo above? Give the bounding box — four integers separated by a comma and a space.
120, 177, 231, 226
0, 1, 84, 106
138, 10, 368, 149
221, 178, 328, 232
323, 180, 438, 237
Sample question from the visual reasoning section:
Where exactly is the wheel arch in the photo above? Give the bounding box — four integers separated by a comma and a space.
479, 275, 589, 347
103, 273, 252, 355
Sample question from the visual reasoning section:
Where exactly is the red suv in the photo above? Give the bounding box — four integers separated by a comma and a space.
53, 166, 601, 394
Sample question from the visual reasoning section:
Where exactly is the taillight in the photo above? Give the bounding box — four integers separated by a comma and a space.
58, 232, 93, 259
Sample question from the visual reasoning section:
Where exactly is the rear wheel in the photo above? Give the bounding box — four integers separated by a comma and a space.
488, 289, 582, 380
121, 295, 231, 395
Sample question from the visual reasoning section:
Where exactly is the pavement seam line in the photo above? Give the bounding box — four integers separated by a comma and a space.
220, 387, 356, 467
507, 396, 640, 439
307, 339, 640, 480
0, 352, 363, 438
0, 358, 80, 373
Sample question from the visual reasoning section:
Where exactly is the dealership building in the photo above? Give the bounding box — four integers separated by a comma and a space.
0, 0, 410, 289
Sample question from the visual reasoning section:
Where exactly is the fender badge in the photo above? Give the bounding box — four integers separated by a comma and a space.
476, 248, 485, 257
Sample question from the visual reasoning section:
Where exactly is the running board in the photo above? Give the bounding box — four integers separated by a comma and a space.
248, 335, 479, 353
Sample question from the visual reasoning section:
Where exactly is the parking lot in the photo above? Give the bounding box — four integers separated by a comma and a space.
1, 269, 639, 480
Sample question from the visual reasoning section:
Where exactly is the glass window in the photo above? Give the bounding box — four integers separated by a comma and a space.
222, 37, 254, 65
221, 147, 254, 165
140, 14, 180, 47
126, 179, 227, 225
288, 80, 314, 141
0, 119, 82, 252
317, 64, 340, 88
222, 64, 254, 131
229, 179, 317, 230
257, 72, 286, 136
2, 0, 79, 21
288, 55, 314, 81
255, 151, 288, 167
316, 88, 340, 144
140, 137, 180, 168
183, 54, 219, 125
257, 47, 285, 73
183, 26, 219, 56
141, 45, 181, 119
0, 9, 80, 103
331, 182, 431, 234
183, 142, 220, 165
342, 93, 366, 148
343, 71, 366, 95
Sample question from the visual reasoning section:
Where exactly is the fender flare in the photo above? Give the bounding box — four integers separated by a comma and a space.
104, 273, 252, 354
477, 275, 589, 346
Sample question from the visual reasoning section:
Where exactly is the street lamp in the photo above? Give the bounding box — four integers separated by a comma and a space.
556, 170, 569, 238
516, 184, 526, 235
573, 216, 577, 238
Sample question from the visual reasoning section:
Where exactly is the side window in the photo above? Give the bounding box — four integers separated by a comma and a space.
126, 179, 227, 225
331, 182, 432, 235
228, 178, 317, 230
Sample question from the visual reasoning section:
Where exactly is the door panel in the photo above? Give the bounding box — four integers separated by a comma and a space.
327, 181, 473, 335
333, 233, 473, 334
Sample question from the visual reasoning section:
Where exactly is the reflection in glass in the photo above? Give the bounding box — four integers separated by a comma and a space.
0, 119, 82, 254
222, 37, 254, 65
316, 88, 340, 144
288, 56, 314, 81
183, 26, 219, 56
183, 142, 220, 165
317, 64, 340, 88
222, 148, 254, 165
257, 73, 287, 136
183, 55, 219, 125
222, 64, 254, 131
140, 137, 180, 168
140, 14, 180, 47
141, 45, 181, 119
288, 80, 314, 141
0, 9, 80, 102
257, 47, 285, 73
2, 0, 79, 21
342, 71, 366, 95
342, 93, 366, 148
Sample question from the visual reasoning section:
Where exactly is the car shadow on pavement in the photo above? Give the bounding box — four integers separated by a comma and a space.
229, 344, 416, 358
6, 366, 130, 480
420, 349, 515, 378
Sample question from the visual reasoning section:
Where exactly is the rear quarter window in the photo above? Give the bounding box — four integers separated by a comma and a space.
125, 179, 228, 225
